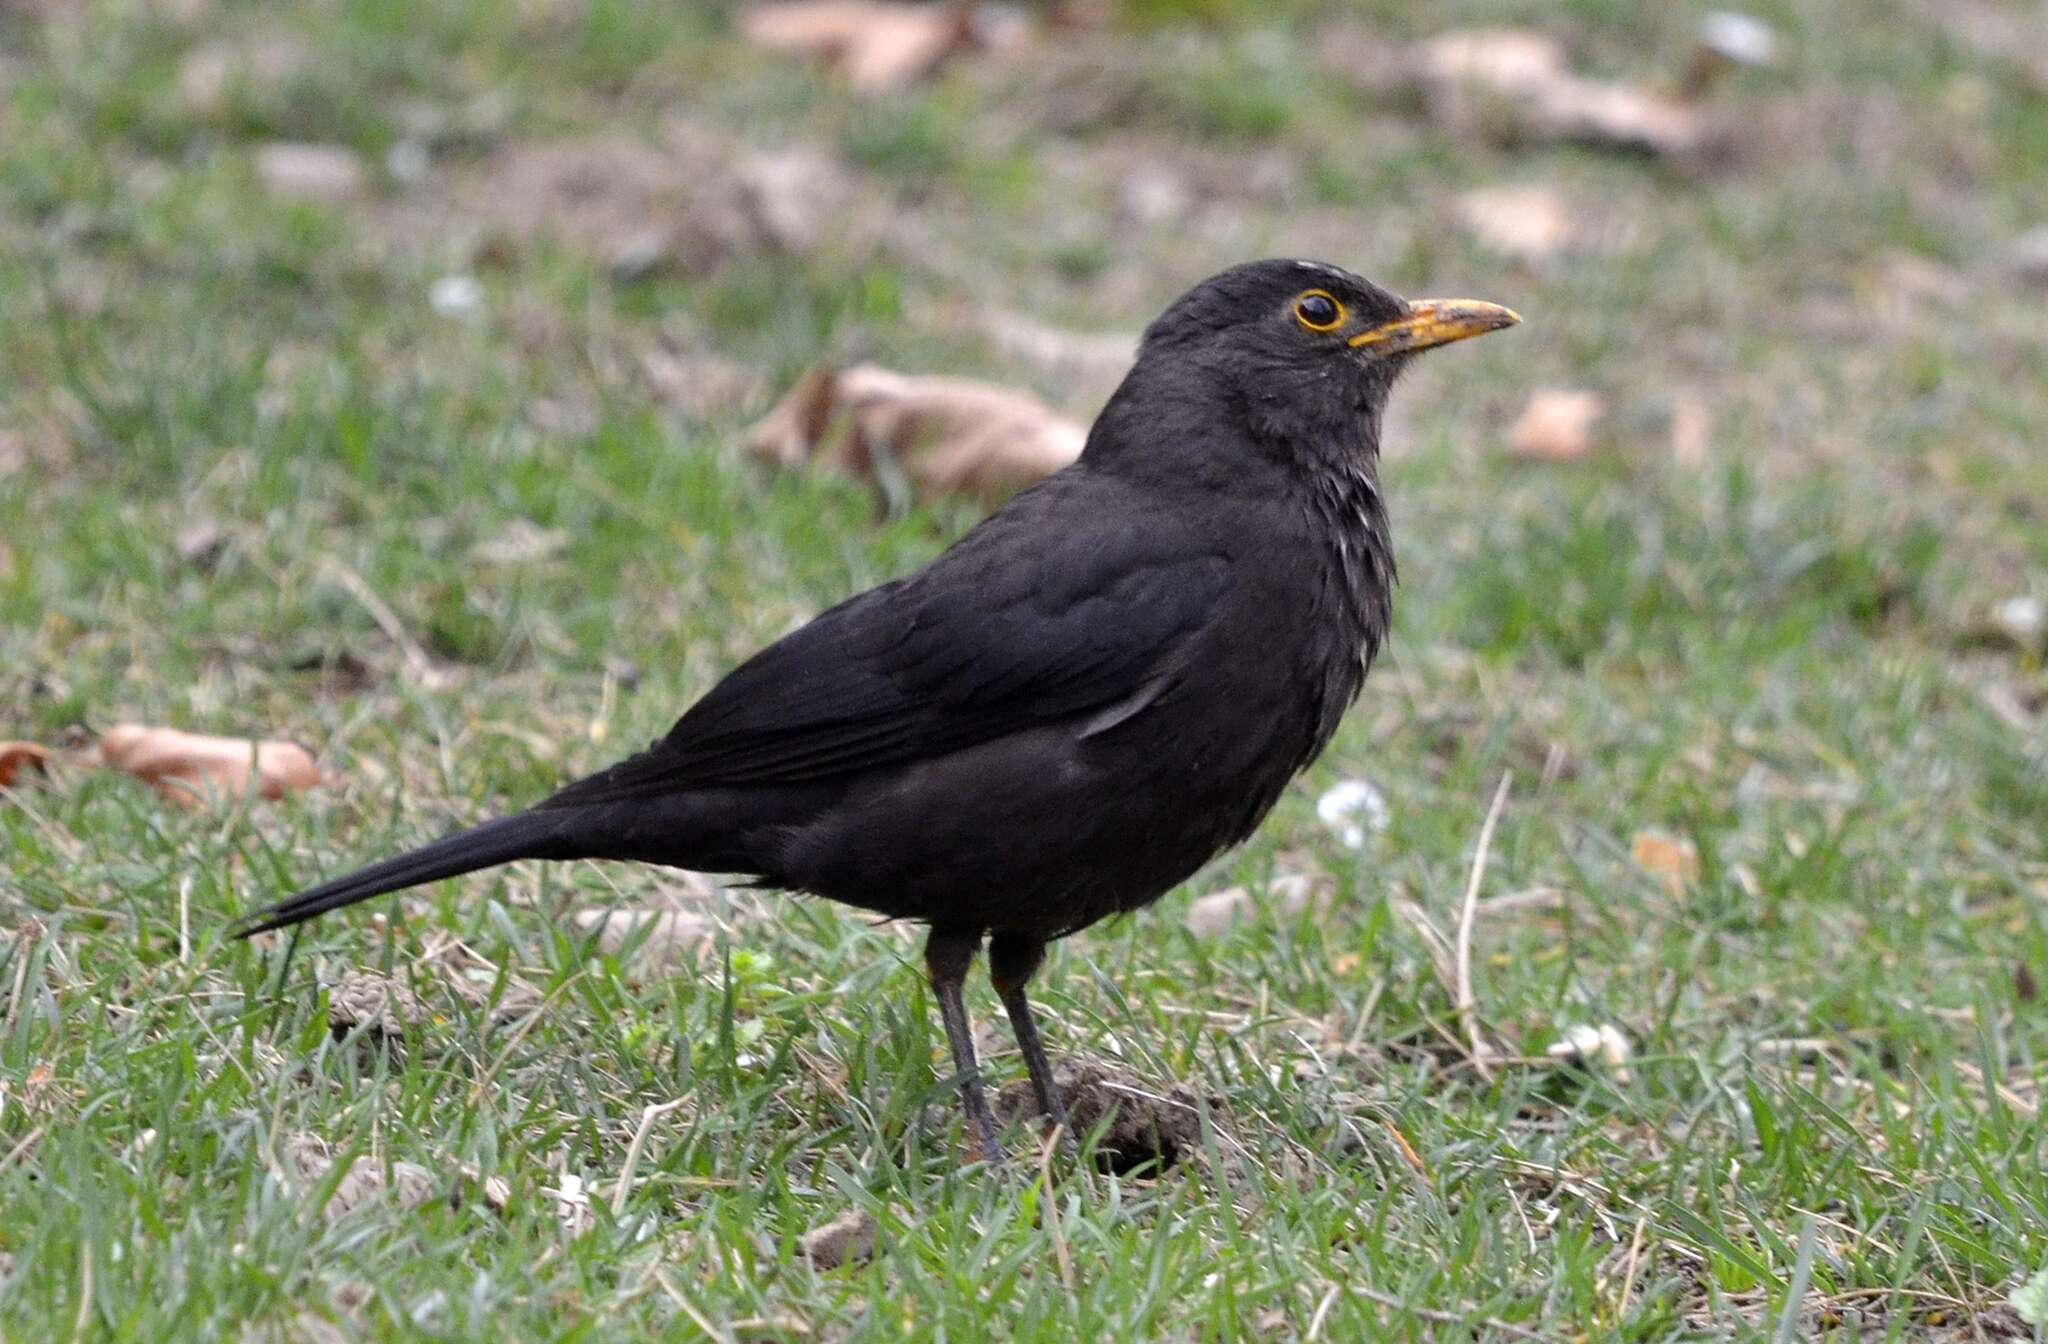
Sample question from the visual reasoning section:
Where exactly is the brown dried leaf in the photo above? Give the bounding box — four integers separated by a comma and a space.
745, 364, 1085, 505
0, 741, 53, 789
1505, 388, 1606, 463
1453, 184, 1574, 262
97, 723, 324, 808
800, 1208, 879, 1270
1631, 830, 1699, 896
741, 1, 975, 93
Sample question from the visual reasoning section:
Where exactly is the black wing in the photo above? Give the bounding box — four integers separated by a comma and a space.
544, 476, 1230, 805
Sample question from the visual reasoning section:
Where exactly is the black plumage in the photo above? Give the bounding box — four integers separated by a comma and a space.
235, 259, 1518, 1162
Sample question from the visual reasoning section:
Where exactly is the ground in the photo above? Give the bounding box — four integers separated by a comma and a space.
2, 0, 2047, 1339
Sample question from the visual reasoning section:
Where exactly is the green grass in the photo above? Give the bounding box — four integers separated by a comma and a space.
3, 0, 2047, 1339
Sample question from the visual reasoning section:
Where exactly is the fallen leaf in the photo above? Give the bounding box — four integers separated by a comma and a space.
741, 1, 976, 93
327, 970, 424, 1042
800, 1208, 879, 1269
253, 142, 367, 203
1453, 184, 1574, 263
744, 364, 1085, 506
572, 908, 713, 969
1419, 28, 1709, 160
1630, 830, 1699, 896
0, 741, 52, 789
1506, 388, 1606, 463
97, 724, 324, 807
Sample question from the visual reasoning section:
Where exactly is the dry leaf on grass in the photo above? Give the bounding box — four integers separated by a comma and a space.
745, 364, 1085, 506
0, 741, 52, 789
741, 1, 976, 93
1453, 184, 1575, 263
97, 723, 324, 807
1631, 830, 1699, 896
800, 1208, 879, 1270
1505, 388, 1606, 463
1419, 28, 1712, 161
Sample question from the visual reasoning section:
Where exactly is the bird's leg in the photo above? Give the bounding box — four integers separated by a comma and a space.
925, 928, 1002, 1166
988, 933, 1070, 1143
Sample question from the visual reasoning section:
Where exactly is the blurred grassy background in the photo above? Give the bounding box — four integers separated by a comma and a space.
2, 0, 2046, 1338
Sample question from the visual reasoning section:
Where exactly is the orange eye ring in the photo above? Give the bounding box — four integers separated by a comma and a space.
1294, 289, 1345, 333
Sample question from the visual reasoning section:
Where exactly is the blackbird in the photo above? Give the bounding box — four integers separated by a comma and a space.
235, 259, 1517, 1163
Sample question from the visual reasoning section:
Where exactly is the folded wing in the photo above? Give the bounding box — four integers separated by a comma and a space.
544, 479, 1230, 805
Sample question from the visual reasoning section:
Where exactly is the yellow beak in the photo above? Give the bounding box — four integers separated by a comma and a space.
1347, 299, 1521, 355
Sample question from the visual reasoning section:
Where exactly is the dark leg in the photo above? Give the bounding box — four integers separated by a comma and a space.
926, 928, 1002, 1166
989, 933, 1070, 1140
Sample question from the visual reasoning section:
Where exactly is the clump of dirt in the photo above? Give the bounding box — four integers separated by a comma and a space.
326, 970, 423, 1045
998, 1058, 1220, 1175
800, 1208, 878, 1270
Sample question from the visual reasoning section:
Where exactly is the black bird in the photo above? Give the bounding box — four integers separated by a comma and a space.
235, 260, 1517, 1162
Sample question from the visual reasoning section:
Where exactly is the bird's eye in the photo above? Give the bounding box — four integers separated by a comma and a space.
1293, 290, 1345, 333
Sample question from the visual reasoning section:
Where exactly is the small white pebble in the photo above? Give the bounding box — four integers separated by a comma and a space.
1699, 12, 1779, 67
428, 274, 485, 318
1992, 595, 2045, 649
385, 139, 430, 184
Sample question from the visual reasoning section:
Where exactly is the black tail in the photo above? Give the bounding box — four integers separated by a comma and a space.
232, 810, 575, 938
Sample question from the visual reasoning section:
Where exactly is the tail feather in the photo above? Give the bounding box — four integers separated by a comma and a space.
232, 811, 574, 938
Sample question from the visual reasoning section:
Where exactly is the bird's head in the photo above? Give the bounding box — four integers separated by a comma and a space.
1101, 259, 1518, 477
